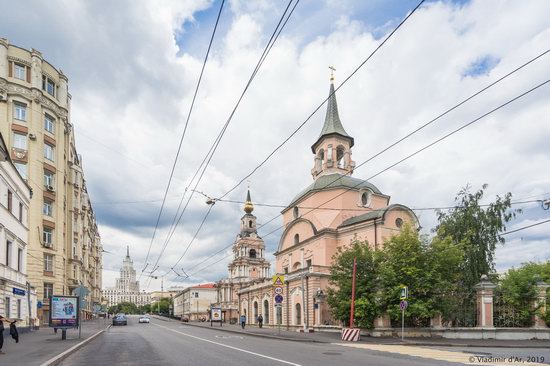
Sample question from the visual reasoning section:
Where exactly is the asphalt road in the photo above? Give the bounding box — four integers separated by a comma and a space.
58, 316, 550, 366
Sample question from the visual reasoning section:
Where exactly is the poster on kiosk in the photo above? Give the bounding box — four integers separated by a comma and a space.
49, 295, 79, 328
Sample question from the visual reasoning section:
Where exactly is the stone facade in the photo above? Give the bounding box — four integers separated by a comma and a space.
174, 284, 217, 321
0, 133, 37, 327
0, 38, 102, 324
237, 79, 419, 329
215, 190, 271, 323
103, 247, 150, 307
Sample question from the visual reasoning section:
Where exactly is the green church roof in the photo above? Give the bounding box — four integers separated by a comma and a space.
311, 82, 354, 153
287, 173, 382, 209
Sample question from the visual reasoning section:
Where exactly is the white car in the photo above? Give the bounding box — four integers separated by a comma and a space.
138, 316, 150, 323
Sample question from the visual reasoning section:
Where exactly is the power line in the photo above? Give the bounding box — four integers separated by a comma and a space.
500, 219, 550, 236
140, 0, 226, 277
151, 0, 300, 276
259, 78, 550, 239
217, 0, 427, 201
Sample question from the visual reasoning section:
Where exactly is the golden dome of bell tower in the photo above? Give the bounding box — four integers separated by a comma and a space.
244, 188, 254, 214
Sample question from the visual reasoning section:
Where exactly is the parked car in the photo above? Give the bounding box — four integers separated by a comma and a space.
112, 314, 128, 326
139, 316, 150, 324
181, 316, 189, 322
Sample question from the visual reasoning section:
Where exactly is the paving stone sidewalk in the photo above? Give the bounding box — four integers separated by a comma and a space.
1, 318, 110, 366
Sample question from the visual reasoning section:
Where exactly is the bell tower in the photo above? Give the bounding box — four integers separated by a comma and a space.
311, 67, 355, 179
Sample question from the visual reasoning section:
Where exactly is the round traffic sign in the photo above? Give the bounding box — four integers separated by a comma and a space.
274, 287, 283, 295
399, 300, 408, 310
275, 294, 284, 304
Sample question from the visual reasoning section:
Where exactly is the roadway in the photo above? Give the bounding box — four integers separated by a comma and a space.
58, 316, 550, 366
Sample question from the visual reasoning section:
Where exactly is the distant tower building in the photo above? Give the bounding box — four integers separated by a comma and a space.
215, 189, 271, 322
103, 246, 150, 307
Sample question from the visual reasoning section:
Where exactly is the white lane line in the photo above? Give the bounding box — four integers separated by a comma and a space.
152, 322, 301, 366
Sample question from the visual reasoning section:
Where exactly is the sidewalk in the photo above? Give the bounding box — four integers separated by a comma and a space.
157, 317, 550, 348
1, 318, 110, 366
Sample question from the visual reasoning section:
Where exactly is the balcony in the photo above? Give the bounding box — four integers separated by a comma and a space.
0, 264, 26, 286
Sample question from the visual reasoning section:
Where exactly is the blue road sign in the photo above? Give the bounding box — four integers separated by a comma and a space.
275, 294, 284, 304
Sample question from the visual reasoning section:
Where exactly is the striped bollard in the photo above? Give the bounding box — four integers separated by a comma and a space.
341, 328, 360, 341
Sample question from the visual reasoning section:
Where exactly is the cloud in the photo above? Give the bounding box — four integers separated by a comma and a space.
2, 0, 549, 290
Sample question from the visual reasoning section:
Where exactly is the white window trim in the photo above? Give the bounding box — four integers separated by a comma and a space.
14, 63, 25, 80
13, 103, 27, 121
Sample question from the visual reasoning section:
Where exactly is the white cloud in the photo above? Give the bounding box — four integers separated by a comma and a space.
2, 0, 549, 290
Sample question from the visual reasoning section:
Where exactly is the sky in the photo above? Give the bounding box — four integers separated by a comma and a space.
1, 0, 549, 291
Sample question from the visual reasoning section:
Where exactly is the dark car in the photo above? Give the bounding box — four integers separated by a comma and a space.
112, 314, 128, 326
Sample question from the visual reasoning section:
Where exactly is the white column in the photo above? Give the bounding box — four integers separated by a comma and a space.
0, 38, 8, 80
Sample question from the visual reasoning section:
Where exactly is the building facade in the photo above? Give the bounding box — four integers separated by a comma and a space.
215, 190, 271, 323
0, 133, 37, 327
0, 38, 102, 324
102, 247, 150, 307
174, 283, 217, 321
237, 79, 419, 329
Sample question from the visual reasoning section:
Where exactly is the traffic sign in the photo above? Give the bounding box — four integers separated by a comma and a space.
274, 287, 283, 295
274, 294, 284, 304
272, 275, 285, 286
400, 286, 408, 300
400, 300, 408, 311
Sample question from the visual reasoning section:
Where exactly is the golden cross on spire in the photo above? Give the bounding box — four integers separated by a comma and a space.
329, 65, 336, 82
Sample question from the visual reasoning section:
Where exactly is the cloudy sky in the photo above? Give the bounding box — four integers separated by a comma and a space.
1, 0, 549, 291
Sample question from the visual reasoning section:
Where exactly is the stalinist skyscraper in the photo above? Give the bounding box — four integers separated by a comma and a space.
103, 246, 150, 307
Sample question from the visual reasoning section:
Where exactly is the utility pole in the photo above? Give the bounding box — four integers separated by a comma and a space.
158, 276, 164, 315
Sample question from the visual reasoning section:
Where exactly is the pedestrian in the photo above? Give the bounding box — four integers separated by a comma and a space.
257, 314, 263, 329
240, 314, 246, 329
0, 315, 13, 355
9, 321, 18, 343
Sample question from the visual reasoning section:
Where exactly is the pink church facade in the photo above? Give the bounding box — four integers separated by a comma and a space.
237, 79, 419, 329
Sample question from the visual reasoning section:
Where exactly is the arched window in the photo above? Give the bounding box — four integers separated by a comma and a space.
249, 249, 257, 258
294, 234, 299, 245
293, 206, 299, 219
295, 303, 302, 325
336, 146, 345, 169
249, 220, 253, 228
395, 218, 403, 228
263, 300, 269, 324
316, 149, 325, 171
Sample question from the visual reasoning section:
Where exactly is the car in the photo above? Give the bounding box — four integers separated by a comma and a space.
112, 314, 128, 326
138, 316, 150, 323
181, 316, 189, 322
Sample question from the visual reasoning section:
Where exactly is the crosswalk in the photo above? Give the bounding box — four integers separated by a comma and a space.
333, 343, 547, 366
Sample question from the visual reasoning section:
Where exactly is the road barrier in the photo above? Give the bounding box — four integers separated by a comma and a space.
341, 328, 360, 341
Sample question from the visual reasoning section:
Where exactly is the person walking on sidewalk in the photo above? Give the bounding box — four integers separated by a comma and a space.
257, 314, 263, 329
240, 314, 246, 329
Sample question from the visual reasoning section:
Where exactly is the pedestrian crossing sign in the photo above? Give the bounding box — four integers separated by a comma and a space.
272, 275, 285, 286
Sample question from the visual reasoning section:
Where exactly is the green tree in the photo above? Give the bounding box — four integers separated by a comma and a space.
139, 304, 151, 314
151, 298, 171, 314
377, 225, 463, 326
327, 239, 380, 328
435, 184, 520, 291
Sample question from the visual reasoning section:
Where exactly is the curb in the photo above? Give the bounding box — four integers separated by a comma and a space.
39, 325, 112, 366
399, 341, 550, 349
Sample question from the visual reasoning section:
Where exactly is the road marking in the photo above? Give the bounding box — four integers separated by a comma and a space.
333, 343, 546, 366
153, 323, 301, 366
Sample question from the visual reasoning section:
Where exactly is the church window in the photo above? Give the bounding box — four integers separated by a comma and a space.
249, 249, 256, 258
249, 220, 253, 228
306, 259, 312, 268
395, 218, 403, 228
361, 191, 371, 207
336, 146, 345, 168
317, 149, 325, 171
293, 206, 299, 219
284, 267, 288, 274
294, 234, 299, 245
327, 145, 333, 161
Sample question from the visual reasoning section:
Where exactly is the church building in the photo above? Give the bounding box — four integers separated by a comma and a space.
236, 76, 419, 329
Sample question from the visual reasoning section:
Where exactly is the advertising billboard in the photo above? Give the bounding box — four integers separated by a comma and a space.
49, 295, 79, 328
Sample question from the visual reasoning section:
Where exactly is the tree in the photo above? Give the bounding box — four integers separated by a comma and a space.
378, 225, 463, 326
327, 239, 380, 328
139, 304, 151, 314
435, 184, 520, 291
151, 298, 171, 315
108, 302, 139, 315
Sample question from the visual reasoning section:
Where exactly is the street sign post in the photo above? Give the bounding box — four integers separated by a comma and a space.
399, 286, 408, 341
272, 275, 285, 335
73, 285, 90, 339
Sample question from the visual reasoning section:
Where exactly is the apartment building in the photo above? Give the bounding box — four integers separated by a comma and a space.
0, 133, 37, 327
0, 38, 102, 323
173, 284, 217, 321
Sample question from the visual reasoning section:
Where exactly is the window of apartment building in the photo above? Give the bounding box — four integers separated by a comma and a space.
44, 171, 55, 188
17, 247, 23, 272
7, 190, 12, 212
14, 63, 26, 80
42, 75, 56, 97
43, 283, 53, 300
44, 253, 54, 273
43, 200, 53, 217
4, 297, 10, 317
14, 162, 27, 179
44, 143, 55, 162
13, 133, 27, 150
44, 114, 55, 134
18, 202, 23, 222
13, 102, 26, 121
43, 227, 53, 246
5, 240, 12, 267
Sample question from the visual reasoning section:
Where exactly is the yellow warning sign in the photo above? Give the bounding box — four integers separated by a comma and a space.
272, 275, 285, 286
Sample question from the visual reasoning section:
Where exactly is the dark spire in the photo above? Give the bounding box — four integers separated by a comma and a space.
311, 81, 354, 153
244, 188, 254, 214
126, 245, 130, 258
